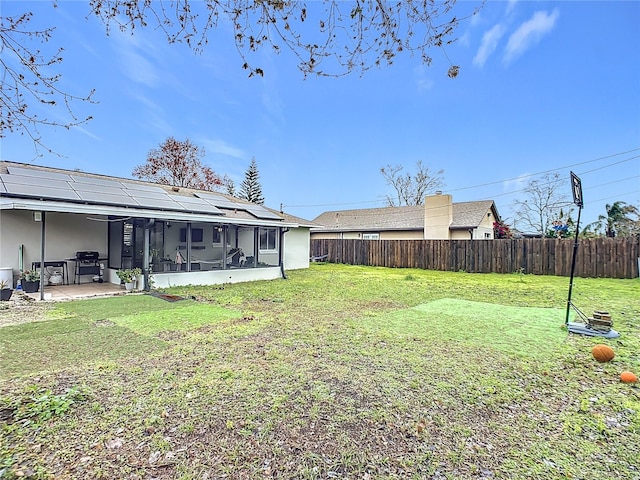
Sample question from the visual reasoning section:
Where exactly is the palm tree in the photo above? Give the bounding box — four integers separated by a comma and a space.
589, 201, 639, 237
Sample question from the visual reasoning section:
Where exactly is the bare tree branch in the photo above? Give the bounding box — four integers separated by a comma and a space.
87, 0, 481, 78
2, 1, 482, 153
381, 160, 445, 206
513, 172, 573, 236
0, 9, 96, 156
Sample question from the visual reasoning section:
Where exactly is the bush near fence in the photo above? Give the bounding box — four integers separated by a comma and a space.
310, 238, 640, 279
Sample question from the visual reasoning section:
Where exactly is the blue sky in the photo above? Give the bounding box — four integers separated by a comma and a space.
2, 1, 639, 229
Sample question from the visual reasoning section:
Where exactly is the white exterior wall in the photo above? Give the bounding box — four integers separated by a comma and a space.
0, 210, 107, 283
451, 230, 473, 240
146, 266, 283, 288
283, 227, 310, 270
474, 226, 494, 239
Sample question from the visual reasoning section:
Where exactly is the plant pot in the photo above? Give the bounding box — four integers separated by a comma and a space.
0, 288, 13, 301
22, 281, 40, 293
124, 282, 135, 292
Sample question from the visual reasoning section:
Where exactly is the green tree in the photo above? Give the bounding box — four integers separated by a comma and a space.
588, 201, 640, 238
239, 157, 264, 205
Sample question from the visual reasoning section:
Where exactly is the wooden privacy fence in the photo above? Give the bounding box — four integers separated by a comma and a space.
310, 238, 640, 279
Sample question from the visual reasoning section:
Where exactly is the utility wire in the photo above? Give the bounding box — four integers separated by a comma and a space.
310, 176, 639, 230
283, 148, 639, 210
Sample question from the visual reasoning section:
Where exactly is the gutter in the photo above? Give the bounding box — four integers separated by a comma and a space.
1, 198, 297, 228
279, 227, 290, 280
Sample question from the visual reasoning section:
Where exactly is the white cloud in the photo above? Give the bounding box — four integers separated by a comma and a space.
413, 64, 435, 92
503, 174, 530, 193
505, 0, 518, 16
473, 24, 506, 67
72, 125, 102, 142
504, 9, 559, 63
112, 29, 171, 88
458, 31, 471, 48
200, 138, 245, 159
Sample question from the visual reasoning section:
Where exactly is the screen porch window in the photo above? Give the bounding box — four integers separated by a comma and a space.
259, 227, 277, 251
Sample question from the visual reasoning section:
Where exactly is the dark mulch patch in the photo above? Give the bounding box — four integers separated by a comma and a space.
149, 292, 189, 303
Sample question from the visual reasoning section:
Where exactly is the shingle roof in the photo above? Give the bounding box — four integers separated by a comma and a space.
312, 201, 498, 231
313, 205, 425, 231
450, 201, 496, 229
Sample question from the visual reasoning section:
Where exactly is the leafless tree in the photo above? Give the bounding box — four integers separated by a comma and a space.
2, 1, 481, 152
513, 172, 573, 236
133, 137, 223, 191
381, 160, 445, 206
88, 0, 477, 79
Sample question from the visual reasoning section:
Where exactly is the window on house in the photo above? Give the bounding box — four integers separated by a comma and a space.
362, 233, 380, 240
259, 227, 277, 251
212, 227, 222, 244
485, 233, 492, 239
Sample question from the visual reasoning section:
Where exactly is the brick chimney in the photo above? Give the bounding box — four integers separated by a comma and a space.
424, 192, 452, 239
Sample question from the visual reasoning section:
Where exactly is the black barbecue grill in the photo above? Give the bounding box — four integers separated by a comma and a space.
74, 251, 103, 284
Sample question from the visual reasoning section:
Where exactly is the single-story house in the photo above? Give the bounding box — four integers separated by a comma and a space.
311, 193, 501, 240
0, 161, 312, 292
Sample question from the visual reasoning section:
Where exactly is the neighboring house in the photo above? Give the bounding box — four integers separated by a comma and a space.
0, 161, 312, 290
311, 193, 501, 240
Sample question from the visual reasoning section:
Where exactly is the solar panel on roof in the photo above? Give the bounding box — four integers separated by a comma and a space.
194, 192, 242, 209
123, 183, 167, 193
174, 201, 223, 215
71, 175, 124, 189
169, 194, 204, 204
1, 174, 71, 191
0, 181, 7, 194
126, 192, 183, 210
142, 198, 184, 210
76, 191, 139, 206
245, 205, 283, 220
2, 181, 81, 201
125, 190, 175, 201
71, 183, 128, 196
7, 166, 72, 181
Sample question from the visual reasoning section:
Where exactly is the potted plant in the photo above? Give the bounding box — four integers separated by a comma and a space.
20, 269, 41, 293
0, 280, 13, 301
116, 267, 141, 291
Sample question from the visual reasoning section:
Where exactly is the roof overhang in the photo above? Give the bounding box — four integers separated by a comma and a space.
1, 197, 297, 228
310, 226, 423, 233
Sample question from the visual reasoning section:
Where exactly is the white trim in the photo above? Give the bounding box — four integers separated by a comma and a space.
1, 198, 296, 228
259, 227, 278, 252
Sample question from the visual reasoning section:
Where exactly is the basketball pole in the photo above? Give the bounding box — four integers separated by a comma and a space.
564, 171, 619, 338
565, 202, 582, 325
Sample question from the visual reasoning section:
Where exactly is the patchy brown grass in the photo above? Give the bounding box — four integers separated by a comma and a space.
1, 265, 639, 479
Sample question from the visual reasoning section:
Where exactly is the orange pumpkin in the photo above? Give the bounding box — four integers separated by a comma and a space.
591, 344, 615, 363
620, 371, 638, 384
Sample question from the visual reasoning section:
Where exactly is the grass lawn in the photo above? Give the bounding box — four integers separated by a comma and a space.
1, 264, 638, 479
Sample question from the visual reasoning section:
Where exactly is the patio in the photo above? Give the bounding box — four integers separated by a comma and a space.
19, 282, 128, 302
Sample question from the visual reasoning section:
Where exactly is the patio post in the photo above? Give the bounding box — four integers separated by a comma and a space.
142, 219, 154, 291
39, 211, 46, 301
